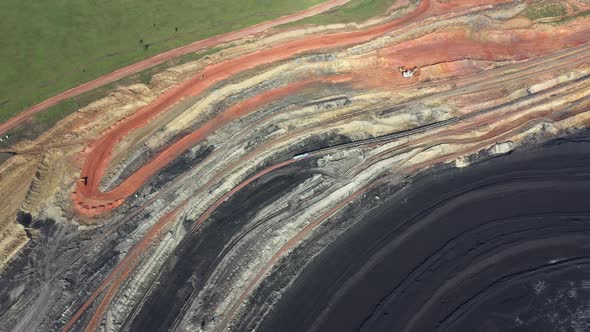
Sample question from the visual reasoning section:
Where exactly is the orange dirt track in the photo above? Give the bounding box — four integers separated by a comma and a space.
74, 74, 354, 215
72, 0, 590, 218
379, 28, 590, 67
0, 0, 351, 137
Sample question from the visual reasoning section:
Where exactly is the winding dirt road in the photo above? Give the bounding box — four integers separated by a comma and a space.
73, 0, 588, 217
72, 0, 434, 216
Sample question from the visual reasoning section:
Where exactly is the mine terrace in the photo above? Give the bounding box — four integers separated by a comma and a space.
1, 0, 590, 331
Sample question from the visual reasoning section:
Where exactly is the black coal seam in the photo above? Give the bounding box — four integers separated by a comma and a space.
169, 168, 318, 331
354, 176, 590, 331
436, 255, 590, 330
356, 213, 590, 330
256, 133, 590, 332
124, 168, 310, 332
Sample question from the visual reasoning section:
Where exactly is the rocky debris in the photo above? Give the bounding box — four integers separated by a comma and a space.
488, 141, 515, 155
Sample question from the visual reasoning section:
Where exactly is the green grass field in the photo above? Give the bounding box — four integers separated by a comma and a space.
524, 1, 566, 21
0, 47, 220, 149
284, 0, 396, 27
0, 0, 324, 123
281, 0, 399, 27
0, 0, 412, 154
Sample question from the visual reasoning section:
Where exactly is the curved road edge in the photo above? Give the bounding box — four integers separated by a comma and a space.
0, 0, 351, 136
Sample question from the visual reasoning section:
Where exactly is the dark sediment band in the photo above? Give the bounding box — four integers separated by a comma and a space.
257, 131, 590, 332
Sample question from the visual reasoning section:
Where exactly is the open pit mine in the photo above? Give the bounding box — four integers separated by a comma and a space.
2, 0, 590, 331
